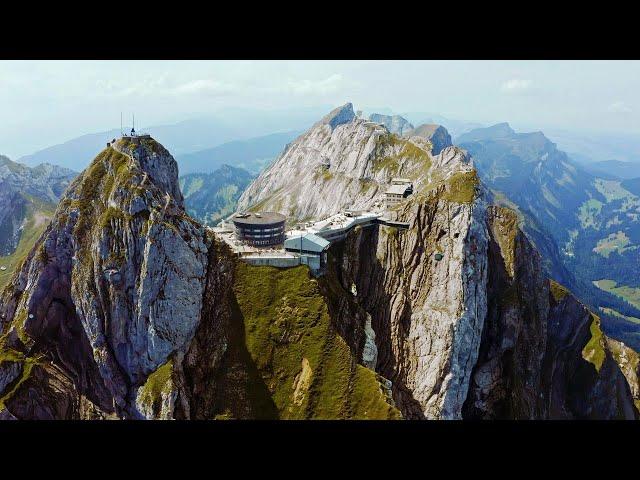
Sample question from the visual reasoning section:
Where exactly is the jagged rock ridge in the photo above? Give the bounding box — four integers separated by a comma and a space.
238, 103, 462, 222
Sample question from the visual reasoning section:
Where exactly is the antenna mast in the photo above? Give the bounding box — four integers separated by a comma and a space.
120, 112, 123, 136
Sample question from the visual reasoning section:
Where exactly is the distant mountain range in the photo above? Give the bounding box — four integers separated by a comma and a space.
458, 123, 640, 350
0, 155, 76, 289
176, 131, 301, 175
580, 160, 640, 180
543, 128, 640, 164
180, 165, 255, 225
17, 107, 326, 172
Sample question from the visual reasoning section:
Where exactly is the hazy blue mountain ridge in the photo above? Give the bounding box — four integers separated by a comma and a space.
180, 164, 254, 225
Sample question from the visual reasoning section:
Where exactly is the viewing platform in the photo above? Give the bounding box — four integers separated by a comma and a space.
210, 207, 410, 277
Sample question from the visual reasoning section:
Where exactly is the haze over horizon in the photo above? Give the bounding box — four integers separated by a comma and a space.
1, 60, 639, 159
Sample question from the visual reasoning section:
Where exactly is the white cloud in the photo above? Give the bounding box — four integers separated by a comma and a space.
501, 78, 532, 92
171, 79, 237, 96
608, 101, 632, 113
285, 74, 345, 95
96, 76, 237, 98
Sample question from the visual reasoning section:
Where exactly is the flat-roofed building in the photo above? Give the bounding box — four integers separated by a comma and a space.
232, 212, 286, 247
385, 183, 413, 208
284, 232, 331, 273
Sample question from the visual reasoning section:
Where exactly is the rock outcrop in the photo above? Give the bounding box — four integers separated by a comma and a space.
0, 137, 209, 418
368, 113, 414, 136
408, 124, 453, 155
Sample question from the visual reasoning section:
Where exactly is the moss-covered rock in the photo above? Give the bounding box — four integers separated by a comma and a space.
443, 170, 480, 204
229, 262, 400, 419
136, 359, 176, 419
582, 314, 606, 372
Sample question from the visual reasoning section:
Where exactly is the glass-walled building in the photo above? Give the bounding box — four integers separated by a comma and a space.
232, 212, 286, 247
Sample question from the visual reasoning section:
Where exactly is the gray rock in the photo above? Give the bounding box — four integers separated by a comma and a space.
0, 361, 22, 395
321, 103, 356, 130
368, 113, 414, 136
408, 124, 453, 154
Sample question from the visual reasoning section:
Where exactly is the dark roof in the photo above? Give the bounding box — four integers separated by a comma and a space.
232, 212, 286, 226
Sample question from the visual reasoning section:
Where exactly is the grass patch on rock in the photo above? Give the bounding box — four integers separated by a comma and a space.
232, 262, 400, 419
582, 314, 606, 372
443, 170, 479, 204
549, 279, 570, 303
137, 359, 174, 414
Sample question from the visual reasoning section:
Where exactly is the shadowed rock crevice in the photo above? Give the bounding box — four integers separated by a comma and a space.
176, 240, 278, 419
463, 206, 638, 419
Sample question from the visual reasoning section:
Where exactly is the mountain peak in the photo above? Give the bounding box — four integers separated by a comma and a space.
483, 122, 515, 137
320, 103, 355, 130
0, 155, 29, 175
112, 136, 183, 207
408, 124, 452, 154
457, 122, 515, 143
368, 113, 414, 136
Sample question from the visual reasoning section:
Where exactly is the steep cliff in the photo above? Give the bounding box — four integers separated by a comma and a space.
330, 200, 637, 419
0, 135, 398, 420
1, 104, 638, 420
458, 123, 640, 353
0, 137, 209, 418
236, 104, 638, 419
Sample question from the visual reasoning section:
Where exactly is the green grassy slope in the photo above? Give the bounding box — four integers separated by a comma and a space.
0, 195, 55, 290
227, 262, 400, 419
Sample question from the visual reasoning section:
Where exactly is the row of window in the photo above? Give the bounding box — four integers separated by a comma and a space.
238, 228, 284, 235
240, 233, 285, 239
247, 239, 283, 246
237, 226, 285, 234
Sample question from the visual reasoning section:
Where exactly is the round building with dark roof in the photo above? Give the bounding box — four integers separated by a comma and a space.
232, 212, 286, 247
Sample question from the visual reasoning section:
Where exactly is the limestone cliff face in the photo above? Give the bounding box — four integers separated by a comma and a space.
463, 207, 637, 419
332, 200, 637, 419
0, 134, 398, 420
0, 137, 208, 418
238, 103, 444, 221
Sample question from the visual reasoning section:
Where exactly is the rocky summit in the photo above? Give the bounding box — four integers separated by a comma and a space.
0, 104, 639, 420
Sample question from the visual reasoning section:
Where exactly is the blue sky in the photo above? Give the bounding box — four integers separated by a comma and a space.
1, 60, 638, 158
